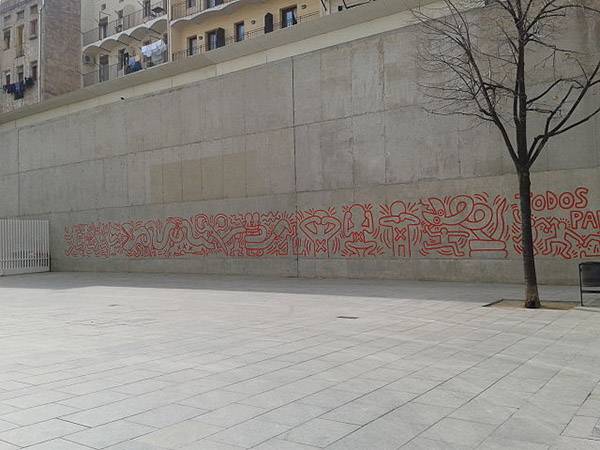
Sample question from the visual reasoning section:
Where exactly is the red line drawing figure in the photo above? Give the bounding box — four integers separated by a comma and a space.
512, 203, 600, 260
580, 232, 600, 257
65, 223, 127, 258
63, 186, 600, 262
195, 213, 245, 257
421, 227, 471, 257
297, 208, 342, 257
239, 212, 296, 257
379, 201, 421, 257
120, 217, 218, 258
420, 194, 509, 257
341, 204, 383, 257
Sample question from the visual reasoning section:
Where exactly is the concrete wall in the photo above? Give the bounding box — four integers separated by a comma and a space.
1, 8, 599, 284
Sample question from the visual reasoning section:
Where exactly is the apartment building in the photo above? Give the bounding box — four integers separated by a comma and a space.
171, 0, 329, 60
0, 0, 81, 113
81, 0, 366, 86
81, 0, 169, 87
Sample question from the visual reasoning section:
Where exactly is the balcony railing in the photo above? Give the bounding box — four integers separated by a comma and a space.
82, 0, 168, 47
83, 10, 320, 87
172, 0, 237, 21
172, 11, 320, 62
82, 54, 168, 87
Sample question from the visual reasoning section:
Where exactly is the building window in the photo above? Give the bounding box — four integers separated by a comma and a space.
99, 54, 109, 82
3, 28, 10, 49
206, 28, 224, 50
143, 0, 151, 17
4, 71, 10, 86
16, 10, 24, 21
3, 15, 10, 24
118, 48, 125, 70
187, 35, 197, 56
30, 5, 38, 16
30, 61, 37, 81
99, 17, 108, 39
206, 30, 217, 50
17, 65, 23, 83
116, 10, 123, 32
187, 0, 196, 8
205, 0, 223, 8
264, 13, 273, 33
281, 6, 297, 28
234, 21, 245, 42
15, 25, 24, 57
30, 18, 37, 38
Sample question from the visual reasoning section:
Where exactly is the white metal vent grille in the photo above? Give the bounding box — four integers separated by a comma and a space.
0, 220, 50, 276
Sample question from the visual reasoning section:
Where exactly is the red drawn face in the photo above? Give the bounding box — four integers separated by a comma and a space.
344, 205, 373, 237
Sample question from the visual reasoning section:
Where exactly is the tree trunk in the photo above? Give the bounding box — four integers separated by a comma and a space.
518, 169, 541, 308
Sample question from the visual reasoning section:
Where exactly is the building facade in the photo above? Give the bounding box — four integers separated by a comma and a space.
0, 0, 81, 114
81, 0, 369, 87
81, 0, 169, 87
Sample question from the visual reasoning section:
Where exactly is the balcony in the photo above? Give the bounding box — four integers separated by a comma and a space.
82, 1, 168, 47
82, 54, 168, 87
172, 10, 320, 61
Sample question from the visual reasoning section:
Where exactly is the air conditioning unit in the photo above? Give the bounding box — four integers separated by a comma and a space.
83, 54, 95, 65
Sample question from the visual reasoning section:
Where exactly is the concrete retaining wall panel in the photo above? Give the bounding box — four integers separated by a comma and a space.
1, 17, 599, 285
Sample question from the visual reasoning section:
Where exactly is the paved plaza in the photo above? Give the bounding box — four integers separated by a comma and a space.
0, 273, 598, 449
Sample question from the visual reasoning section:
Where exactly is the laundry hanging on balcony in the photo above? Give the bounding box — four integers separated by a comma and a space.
126, 56, 143, 74
2, 77, 35, 100
141, 40, 167, 65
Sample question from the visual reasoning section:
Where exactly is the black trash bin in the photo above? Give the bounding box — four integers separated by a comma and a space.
579, 262, 600, 306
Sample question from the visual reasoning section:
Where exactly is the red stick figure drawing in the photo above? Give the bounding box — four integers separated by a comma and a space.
341, 204, 383, 257
298, 209, 342, 257
379, 201, 421, 257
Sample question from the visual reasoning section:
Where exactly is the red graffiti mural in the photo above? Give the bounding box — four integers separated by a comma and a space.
419, 194, 509, 258
64, 187, 600, 261
511, 188, 600, 260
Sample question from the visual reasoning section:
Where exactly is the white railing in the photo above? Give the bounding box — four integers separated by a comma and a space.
0, 219, 50, 276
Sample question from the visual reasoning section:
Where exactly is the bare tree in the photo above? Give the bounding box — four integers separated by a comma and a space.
413, 0, 600, 308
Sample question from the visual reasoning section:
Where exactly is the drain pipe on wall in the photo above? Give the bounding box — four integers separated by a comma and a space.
167, 0, 173, 62
37, 0, 45, 102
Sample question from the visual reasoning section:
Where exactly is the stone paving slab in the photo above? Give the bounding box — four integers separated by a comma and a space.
0, 272, 598, 449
